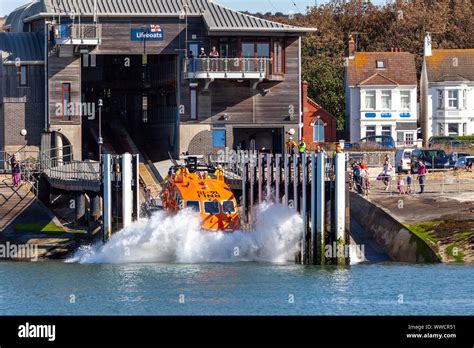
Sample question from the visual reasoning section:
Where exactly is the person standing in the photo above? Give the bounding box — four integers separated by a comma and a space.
382, 159, 393, 191
11, 155, 21, 187
286, 137, 297, 154
298, 138, 307, 154
209, 46, 220, 71
406, 173, 413, 194
417, 160, 427, 194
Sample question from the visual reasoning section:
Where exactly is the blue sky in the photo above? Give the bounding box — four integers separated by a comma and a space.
1, 0, 386, 16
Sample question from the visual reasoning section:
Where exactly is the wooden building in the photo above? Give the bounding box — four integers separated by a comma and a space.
1, 0, 315, 161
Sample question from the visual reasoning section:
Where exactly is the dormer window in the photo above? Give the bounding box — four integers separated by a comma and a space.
376, 60, 386, 69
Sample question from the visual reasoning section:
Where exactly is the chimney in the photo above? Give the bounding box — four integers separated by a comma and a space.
348, 35, 356, 59
302, 81, 309, 114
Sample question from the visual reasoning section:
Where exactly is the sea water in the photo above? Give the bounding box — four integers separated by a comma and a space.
0, 203, 472, 316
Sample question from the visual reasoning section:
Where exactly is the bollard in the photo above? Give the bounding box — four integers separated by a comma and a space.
334, 153, 346, 265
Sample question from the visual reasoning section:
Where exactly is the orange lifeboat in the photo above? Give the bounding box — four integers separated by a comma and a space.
161, 157, 240, 232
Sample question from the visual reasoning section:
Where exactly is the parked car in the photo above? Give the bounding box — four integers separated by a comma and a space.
454, 156, 474, 170
395, 149, 414, 173
353, 135, 396, 150
428, 136, 465, 148
410, 149, 448, 172
446, 152, 471, 168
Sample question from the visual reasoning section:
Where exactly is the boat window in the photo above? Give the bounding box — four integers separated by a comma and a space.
204, 201, 220, 214
222, 200, 236, 214
186, 201, 200, 212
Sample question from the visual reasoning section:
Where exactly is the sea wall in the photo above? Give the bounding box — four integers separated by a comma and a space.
350, 192, 440, 263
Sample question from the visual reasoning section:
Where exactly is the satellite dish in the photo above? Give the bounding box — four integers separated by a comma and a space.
287, 128, 296, 136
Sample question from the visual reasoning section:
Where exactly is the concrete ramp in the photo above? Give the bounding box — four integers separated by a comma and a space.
350, 218, 390, 262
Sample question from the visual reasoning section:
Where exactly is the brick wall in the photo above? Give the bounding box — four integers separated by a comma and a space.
3, 101, 44, 147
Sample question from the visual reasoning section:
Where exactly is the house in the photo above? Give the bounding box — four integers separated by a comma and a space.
301, 81, 337, 148
345, 37, 418, 146
0, 0, 315, 161
420, 41, 474, 142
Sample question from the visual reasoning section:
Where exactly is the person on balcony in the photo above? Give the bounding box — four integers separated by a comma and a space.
199, 47, 207, 58
209, 47, 220, 71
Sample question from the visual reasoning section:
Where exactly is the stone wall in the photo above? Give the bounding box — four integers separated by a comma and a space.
350, 192, 440, 263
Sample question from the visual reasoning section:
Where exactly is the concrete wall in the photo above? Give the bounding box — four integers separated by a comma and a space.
350, 192, 440, 263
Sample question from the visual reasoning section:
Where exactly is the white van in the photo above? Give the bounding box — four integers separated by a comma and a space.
395, 149, 413, 173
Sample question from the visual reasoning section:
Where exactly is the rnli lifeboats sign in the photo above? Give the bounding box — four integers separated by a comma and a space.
131, 25, 164, 41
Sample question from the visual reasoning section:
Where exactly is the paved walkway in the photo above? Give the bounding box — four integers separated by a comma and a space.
0, 176, 35, 231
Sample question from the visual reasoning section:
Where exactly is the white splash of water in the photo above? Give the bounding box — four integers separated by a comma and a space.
68, 203, 303, 264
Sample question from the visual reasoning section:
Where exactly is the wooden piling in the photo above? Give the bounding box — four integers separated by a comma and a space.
275, 154, 281, 203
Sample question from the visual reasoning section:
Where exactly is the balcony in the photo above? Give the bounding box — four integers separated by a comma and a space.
184, 58, 272, 82
56, 23, 102, 46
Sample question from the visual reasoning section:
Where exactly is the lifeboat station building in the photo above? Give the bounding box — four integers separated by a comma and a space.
0, 0, 315, 162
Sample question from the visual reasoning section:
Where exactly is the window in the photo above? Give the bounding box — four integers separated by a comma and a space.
400, 91, 411, 110
212, 127, 226, 148
186, 201, 200, 212
222, 200, 236, 214
447, 90, 459, 109
381, 125, 392, 137
273, 40, 284, 74
376, 60, 386, 69
313, 119, 325, 143
365, 90, 375, 110
437, 90, 444, 109
365, 125, 376, 138
381, 90, 392, 109
405, 133, 414, 145
61, 83, 71, 120
19, 66, 28, 86
438, 123, 445, 136
204, 201, 220, 215
448, 123, 459, 136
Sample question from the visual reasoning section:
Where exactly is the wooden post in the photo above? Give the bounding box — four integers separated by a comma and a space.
266, 153, 272, 202
284, 154, 289, 206
293, 153, 298, 211
301, 153, 308, 264
316, 153, 326, 265
334, 153, 346, 265
242, 156, 247, 224
275, 154, 281, 203
258, 153, 263, 204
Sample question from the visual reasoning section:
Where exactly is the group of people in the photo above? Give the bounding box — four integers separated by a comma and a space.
188, 47, 220, 71
285, 137, 307, 154
351, 160, 370, 195
381, 157, 427, 194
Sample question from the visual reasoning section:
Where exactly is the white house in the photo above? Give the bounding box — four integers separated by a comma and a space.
345, 38, 418, 146
421, 46, 474, 141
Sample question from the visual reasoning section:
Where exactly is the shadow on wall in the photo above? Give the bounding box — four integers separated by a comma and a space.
188, 130, 222, 156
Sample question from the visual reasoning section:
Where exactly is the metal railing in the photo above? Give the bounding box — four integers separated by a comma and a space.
184, 58, 271, 78
58, 23, 102, 42
351, 171, 474, 197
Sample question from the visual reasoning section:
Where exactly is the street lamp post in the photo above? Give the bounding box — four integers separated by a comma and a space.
98, 99, 103, 161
